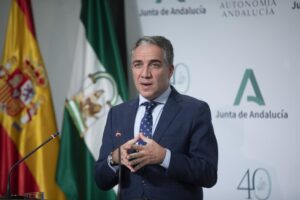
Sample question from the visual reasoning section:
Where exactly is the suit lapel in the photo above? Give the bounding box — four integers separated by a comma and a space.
122, 98, 139, 143
153, 88, 182, 142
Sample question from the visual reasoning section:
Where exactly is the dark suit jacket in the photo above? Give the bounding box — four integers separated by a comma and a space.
95, 87, 218, 200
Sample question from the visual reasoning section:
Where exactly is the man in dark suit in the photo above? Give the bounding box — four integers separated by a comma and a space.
95, 36, 218, 200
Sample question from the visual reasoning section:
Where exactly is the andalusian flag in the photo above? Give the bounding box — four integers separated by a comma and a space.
0, 0, 66, 199
56, 0, 128, 199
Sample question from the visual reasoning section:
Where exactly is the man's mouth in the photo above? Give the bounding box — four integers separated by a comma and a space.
140, 82, 152, 86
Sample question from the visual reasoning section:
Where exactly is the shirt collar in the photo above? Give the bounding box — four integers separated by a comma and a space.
139, 86, 171, 106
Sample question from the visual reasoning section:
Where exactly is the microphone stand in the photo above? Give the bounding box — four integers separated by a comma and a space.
115, 132, 122, 200
5, 132, 59, 199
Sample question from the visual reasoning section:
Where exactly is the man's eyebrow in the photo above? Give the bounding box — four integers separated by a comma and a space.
149, 59, 162, 63
132, 59, 162, 64
132, 60, 142, 64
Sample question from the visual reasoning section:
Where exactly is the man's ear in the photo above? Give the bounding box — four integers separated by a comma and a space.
169, 64, 174, 78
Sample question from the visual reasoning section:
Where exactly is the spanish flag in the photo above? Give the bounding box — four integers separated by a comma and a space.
0, 0, 65, 199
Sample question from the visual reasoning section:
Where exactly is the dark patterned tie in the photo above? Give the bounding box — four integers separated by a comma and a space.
138, 101, 158, 145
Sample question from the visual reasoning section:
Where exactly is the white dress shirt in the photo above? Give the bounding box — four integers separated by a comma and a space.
134, 86, 172, 168
108, 86, 172, 170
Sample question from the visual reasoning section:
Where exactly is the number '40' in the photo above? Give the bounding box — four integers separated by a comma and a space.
237, 168, 271, 200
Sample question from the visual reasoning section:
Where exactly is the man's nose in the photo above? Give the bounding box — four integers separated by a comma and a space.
141, 66, 151, 78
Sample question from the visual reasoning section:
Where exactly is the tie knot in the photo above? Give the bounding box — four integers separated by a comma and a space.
142, 101, 158, 113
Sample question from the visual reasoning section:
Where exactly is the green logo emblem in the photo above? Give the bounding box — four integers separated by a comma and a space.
234, 69, 265, 106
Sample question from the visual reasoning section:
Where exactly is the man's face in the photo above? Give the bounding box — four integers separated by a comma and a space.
131, 44, 174, 100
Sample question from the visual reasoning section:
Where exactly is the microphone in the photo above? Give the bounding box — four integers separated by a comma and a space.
5, 132, 60, 198
115, 131, 122, 200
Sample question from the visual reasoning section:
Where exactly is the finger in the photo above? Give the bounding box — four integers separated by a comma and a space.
130, 134, 141, 143
139, 132, 152, 143
121, 156, 135, 172
133, 161, 146, 172
131, 144, 144, 152
121, 148, 129, 158
121, 149, 138, 170
129, 156, 145, 166
124, 163, 135, 172
129, 157, 139, 166
127, 151, 140, 160
130, 134, 141, 145
123, 135, 141, 149
123, 141, 134, 150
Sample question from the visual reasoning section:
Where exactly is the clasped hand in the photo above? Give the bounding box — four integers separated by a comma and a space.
111, 133, 166, 172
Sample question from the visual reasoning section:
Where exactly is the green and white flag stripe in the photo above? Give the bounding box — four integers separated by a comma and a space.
56, 0, 128, 199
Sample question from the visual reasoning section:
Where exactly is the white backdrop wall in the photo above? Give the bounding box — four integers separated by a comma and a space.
125, 0, 300, 200
1, 0, 299, 199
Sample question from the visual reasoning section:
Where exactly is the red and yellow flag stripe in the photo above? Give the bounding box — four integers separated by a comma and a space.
0, 0, 65, 199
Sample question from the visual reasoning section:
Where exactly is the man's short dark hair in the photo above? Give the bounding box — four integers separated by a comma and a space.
131, 36, 174, 66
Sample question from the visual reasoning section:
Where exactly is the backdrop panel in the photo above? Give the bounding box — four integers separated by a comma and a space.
125, 1, 300, 199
